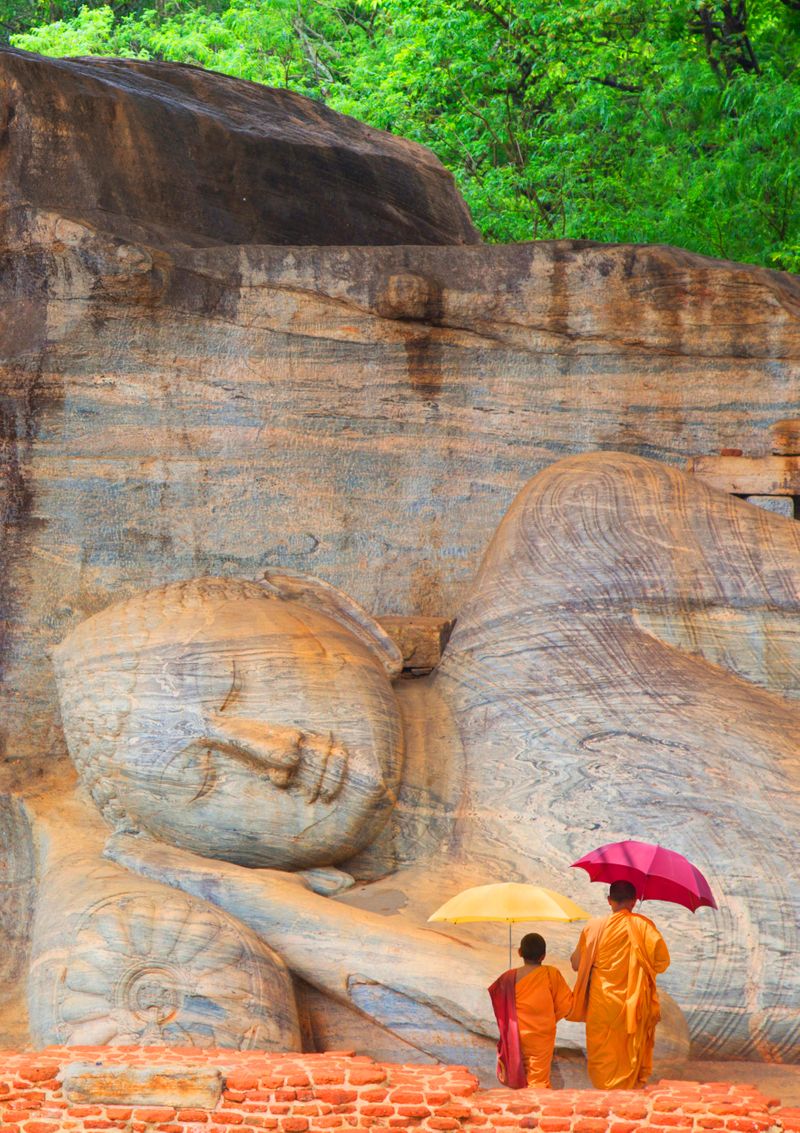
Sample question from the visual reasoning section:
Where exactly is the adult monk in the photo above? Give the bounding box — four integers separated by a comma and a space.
488, 933, 573, 1089
569, 881, 670, 1089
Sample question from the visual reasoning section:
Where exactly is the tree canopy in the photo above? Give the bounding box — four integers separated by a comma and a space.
6, 0, 800, 270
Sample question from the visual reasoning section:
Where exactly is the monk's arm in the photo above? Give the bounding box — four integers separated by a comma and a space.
570, 943, 581, 972
553, 970, 573, 1019
654, 934, 670, 973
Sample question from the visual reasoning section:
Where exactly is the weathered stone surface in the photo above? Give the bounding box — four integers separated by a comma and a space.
15, 452, 800, 1072
771, 417, 800, 454
433, 452, 800, 1061
0, 795, 35, 1045
0, 49, 479, 248
53, 574, 404, 869
377, 615, 454, 672
745, 494, 795, 516
687, 453, 800, 494
27, 794, 301, 1049
2, 47, 799, 1077
2, 211, 800, 773
60, 1061, 222, 1106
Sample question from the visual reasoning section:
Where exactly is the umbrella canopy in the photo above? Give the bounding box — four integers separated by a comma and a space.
429, 882, 590, 924
571, 839, 717, 912
429, 882, 590, 965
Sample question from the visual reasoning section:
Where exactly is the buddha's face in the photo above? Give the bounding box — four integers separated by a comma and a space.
54, 580, 404, 870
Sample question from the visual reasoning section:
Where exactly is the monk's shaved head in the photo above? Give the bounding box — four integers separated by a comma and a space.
519, 933, 546, 963
609, 880, 637, 903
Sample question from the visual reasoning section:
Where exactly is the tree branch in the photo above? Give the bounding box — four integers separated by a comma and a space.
589, 75, 643, 93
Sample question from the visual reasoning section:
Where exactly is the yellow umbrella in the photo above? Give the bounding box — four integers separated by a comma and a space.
428, 882, 590, 966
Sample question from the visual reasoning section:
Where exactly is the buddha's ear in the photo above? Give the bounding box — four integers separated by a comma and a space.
258, 568, 403, 679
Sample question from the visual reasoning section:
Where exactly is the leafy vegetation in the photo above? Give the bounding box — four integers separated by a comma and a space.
6, 0, 800, 268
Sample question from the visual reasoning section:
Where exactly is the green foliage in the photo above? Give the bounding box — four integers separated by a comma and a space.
7, 0, 800, 269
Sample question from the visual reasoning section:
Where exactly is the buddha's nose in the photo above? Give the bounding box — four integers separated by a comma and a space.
204, 713, 347, 801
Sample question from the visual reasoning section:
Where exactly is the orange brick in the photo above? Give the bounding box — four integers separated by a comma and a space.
21, 1124, 59, 1133
696, 1121, 724, 1130
177, 1110, 210, 1122
575, 1102, 611, 1117
574, 1120, 610, 1133
154, 1125, 183, 1133
656, 1116, 694, 1127
274, 1090, 297, 1103
652, 1099, 681, 1113
17, 1069, 59, 1086
361, 1105, 393, 1118
427, 1121, 459, 1131
348, 1071, 387, 1087
397, 1106, 430, 1118
538, 1121, 572, 1132
315, 1119, 344, 1128
609, 1123, 640, 1133
226, 1075, 260, 1093
434, 1105, 472, 1119
609, 1105, 647, 1120
133, 1109, 176, 1123
725, 1121, 772, 1132
316, 1091, 358, 1107
280, 1121, 309, 1132
215, 1112, 244, 1125
361, 1089, 388, 1103
390, 1092, 424, 1105
310, 1074, 346, 1086
285, 1077, 310, 1089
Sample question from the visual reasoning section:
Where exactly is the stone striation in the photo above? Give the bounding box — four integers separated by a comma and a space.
3, 209, 800, 770
435, 453, 800, 1062
0, 49, 479, 248
0, 1048, 798, 1132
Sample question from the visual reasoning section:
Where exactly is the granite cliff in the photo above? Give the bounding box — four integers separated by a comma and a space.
1, 49, 799, 1071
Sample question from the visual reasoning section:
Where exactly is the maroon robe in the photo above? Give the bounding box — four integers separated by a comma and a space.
487, 968, 527, 1088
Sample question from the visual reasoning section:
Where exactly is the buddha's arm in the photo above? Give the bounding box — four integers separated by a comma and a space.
106, 833, 500, 1039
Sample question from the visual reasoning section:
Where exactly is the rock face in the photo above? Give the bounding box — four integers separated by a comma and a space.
1, 48, 800, 1074
3, 212, 800, 771
434, 453, 800, 1062
0, 49, 479, 248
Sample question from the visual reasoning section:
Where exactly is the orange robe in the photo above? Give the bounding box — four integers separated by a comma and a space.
568, 910, 669, 1089
515, 965, 573, 1088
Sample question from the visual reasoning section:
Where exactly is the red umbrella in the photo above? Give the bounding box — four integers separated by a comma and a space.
571, 839, 717, 912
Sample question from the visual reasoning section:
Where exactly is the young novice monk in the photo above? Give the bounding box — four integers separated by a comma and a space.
488, 933, 573, 1088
